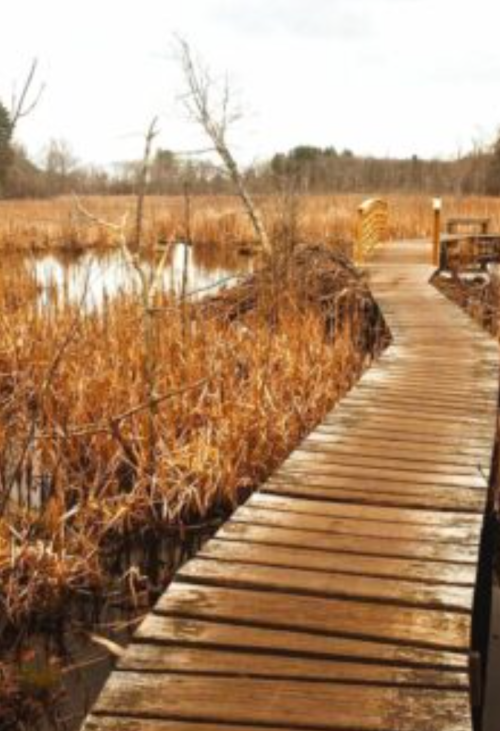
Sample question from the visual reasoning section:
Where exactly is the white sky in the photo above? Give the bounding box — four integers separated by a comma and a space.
2, 0, 500, 167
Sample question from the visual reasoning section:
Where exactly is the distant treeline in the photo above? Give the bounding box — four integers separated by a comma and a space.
3, 130, 500, 199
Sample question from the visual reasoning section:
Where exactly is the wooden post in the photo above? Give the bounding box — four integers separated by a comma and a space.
432, 198, 442, 267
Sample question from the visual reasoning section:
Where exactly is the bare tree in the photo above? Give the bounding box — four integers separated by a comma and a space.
175, 37, 271, 256
0, 60, 44, 194
76, 117, 170, 477
10, 59, 45, 135
44, 138, 79, 194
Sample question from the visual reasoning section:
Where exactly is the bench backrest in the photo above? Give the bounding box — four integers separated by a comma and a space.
445, 217, 490, 235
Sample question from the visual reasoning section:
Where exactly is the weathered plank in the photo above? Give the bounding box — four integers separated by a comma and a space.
91, 673, 472, 731
231, 504, 481, 544
135, 615, 470, 669
119, 643, 470, 689
288, 448, 482, 477
177, 557, 474, 611
202, 537, 476, 585
157, 582, 471, 651
84, 719, 285, 731
218, 520, 480, 563
248, 493, 482, 528
300, 434, 490, 470
265, 477, 486, 513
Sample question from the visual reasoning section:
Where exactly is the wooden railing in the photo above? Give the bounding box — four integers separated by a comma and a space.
355, 198, 389, 264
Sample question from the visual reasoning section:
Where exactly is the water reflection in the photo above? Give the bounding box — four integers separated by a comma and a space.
30, 243, 254, 310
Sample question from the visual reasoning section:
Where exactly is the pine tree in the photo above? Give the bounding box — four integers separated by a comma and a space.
0, 101, 13, 193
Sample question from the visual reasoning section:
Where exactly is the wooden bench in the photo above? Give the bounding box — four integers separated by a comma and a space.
445, 217, 491, 235
439, 232, 500, 271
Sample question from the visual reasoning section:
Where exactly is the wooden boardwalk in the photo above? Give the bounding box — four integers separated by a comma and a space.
84, 240, 499, 731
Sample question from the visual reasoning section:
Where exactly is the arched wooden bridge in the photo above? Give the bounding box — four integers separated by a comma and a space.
83, 222, 499, 731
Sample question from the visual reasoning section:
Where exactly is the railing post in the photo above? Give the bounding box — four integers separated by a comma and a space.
432, 198, 442, 267
356, 199, 388, 266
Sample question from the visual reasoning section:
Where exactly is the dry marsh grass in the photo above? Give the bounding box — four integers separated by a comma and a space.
0, 245, 387, 637
2, 193, 500, 253
0, 195, 358, 252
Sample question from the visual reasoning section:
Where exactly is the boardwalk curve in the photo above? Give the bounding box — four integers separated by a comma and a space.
83, 240, 499, 731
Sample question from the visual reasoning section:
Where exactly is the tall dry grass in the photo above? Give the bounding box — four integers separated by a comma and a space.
0, 195, 358, 252
2, 193, 500, 253
0, 245, 387, 636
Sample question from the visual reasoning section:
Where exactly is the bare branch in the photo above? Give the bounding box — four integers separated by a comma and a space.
174, 36, 271, 256
133, 117, 159, 253
10, 59, 45, 133
38, 377, 210, 439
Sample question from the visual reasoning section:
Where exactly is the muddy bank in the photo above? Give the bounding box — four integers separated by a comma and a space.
432, 267, 500, 338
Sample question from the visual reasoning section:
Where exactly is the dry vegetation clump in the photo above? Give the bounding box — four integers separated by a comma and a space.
433, 265, 500, 338
0, 244, 388, 638
0, 659, 62, 731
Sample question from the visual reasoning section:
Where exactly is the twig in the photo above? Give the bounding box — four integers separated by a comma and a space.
37, 377, 210, 439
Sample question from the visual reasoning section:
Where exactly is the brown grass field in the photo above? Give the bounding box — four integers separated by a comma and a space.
2, 193, 500, 252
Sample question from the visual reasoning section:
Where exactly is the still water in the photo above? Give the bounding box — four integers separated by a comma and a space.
8, 242, 254, 728
29, 242, 254, 309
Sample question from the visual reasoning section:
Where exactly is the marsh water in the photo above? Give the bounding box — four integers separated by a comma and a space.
4, 243, 254, 729
28, 242, 254, 309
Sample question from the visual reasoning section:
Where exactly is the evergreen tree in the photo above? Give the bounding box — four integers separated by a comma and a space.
0, 101, 13, 193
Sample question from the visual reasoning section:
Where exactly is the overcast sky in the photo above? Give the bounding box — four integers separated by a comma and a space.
2, 0, 500, 167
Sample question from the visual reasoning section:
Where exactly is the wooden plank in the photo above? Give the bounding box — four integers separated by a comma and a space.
220, 520, 480, 564
316, 420, 492, 448
314, 422, 492, 454
288, 447, 482, 477
157, 583, 471, 651
356, 381, 496, 400
304, 428, 491, 459
369, 367, 498, 385
358, 376, 496, 399
202, 537, 476, 586
374, 349, 497, 363
373, 356, 497, 369
248, 493, 482, 529
276, 460, 486, 490
264, 477, 486, 514
177, 557, 474, 612
349, 394, 496, 417
343, 392, 496, 418
84, 718, 284, 731
250, 492, 482, 526
120, 643, 469, 689
329, 400, 496, 427
92, 672, 472, 731
365, 379, 495, 394
323, 409, 495, 438
232, 505, 480, 544
300, 435, 489, 471
136, 614, 470, 669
